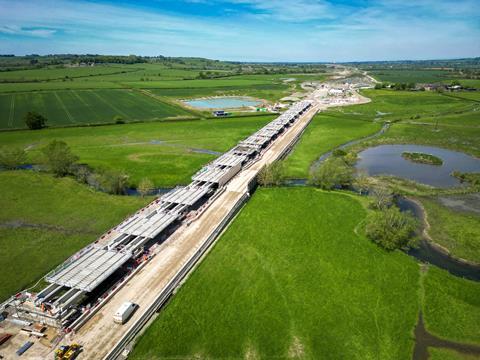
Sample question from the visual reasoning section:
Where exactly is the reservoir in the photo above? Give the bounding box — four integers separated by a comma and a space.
183, 96, 262, 109
356, 144, 480, 188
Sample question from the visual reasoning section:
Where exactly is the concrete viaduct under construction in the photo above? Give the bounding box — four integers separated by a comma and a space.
2, 100, 314, 338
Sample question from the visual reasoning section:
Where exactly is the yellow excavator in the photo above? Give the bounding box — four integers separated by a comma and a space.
54, 343, 81, 360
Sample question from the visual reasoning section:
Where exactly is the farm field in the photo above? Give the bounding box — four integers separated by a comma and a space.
0, 171, 148, 302
130, 188, 480, 359
0, 64, 139, 82
0, 115, 274, 187
349, 90, 478, 121
0, 89, 194, 129
418, 197, 480, 263
283, 112, 382, 178
282, 89, 479, 179
367, 69, 466, 84
0, 64, 323, 127
151, 83, 290, 102
130, 188, 421, 359
313, 90, 480, 157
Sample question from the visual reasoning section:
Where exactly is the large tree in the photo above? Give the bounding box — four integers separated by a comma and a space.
99, 170, 129, 195
365, 207, 418, 251
308, 157, 354, 190
24, 111, 47, 130
257, 161, 285, 187
42, 140, 79, 177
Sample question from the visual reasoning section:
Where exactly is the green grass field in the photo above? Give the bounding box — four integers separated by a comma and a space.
0, 89, 194, 129
367, 69, 466, 84
150, 83, 290, 102
429, 348, 480, 360
342, 90, 480, 157
283, 112, 382, 178
422, 267, 480, 345
0, 63, 312, 127
419, 197, 480, 263
0, 171, 148, 301
130, 188, 420, 359
0, 65, 139, 82
351, 90, 477, 121
0, 115, 274, 187
283, 89, 479, 178
129, 188, 480, 359
420, 198, 480, 263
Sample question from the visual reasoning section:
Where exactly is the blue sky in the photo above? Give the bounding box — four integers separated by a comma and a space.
0, 0, 479, 62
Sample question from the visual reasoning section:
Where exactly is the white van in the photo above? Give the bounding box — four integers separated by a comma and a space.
113, 302, 136, 324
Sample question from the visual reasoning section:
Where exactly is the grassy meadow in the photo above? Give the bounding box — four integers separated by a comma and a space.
131, 188, 421, 359
422, 267, 480, 345
0, 115, 274, 187
367, 69, 473, 84
283, 112, 382, 178
130, 187, 480, 359
284, 89, 480, 181
419, 197, 480, 263
349, 89, 480, 165
0, 171, 148, 301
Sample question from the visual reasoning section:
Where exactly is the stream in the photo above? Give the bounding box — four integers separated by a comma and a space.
397, 197, 480, 282
413, 313, 480, 360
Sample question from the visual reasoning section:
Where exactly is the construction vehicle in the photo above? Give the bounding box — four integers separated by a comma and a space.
54, 343, 81, 360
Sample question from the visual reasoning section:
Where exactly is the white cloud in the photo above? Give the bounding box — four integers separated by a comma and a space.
0, 25, 56, 37
231, 0, 336, 21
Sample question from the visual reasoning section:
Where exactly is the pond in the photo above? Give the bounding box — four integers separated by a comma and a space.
183, 96, 262, 109
356, 145, 480, 188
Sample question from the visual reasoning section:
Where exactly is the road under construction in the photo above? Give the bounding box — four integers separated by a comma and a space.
0, 83, 370, 359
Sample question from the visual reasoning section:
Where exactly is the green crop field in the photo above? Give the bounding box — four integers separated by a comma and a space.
0, 62, 315, 127
130, 188, 480, 359
418, 197, 480, 263
368, 69, 461, 83
0, 171, 148, 302
283, 112, 382, 178
0, 115, 274, 187
0, 65, 138, 82
151, 83, 290, 102
131, 188, 421, 359
0, 89, 194, 129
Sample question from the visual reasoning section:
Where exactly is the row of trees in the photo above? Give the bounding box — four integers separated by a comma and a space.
0, 140, 155, 197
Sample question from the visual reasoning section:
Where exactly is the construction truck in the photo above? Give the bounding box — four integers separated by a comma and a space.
54, 343, 81, 360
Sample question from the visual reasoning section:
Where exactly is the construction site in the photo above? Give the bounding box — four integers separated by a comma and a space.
0, 78, 371, 359
0, 97, 324, 359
